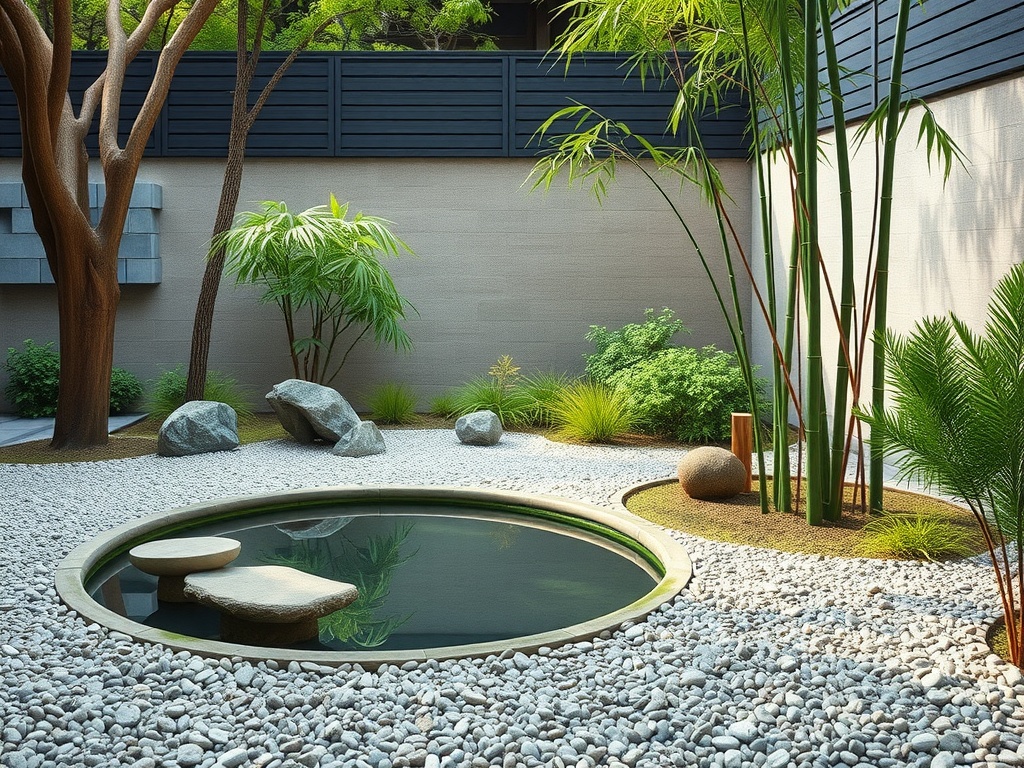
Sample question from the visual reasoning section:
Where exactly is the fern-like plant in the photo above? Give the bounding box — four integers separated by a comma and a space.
549, 381, 634, 443
859, 263, 1024, 666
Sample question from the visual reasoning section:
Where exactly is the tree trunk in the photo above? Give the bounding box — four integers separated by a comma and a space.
185, 141, 246, 401
51, 235, 120, 449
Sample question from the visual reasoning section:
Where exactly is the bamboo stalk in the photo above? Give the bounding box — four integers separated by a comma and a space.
870, 0, 913, 515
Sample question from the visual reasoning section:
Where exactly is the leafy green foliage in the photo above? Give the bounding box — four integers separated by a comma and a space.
4, 340, 61, 418
109, 368, 144, 415
263, 522, 415, 649
366, 382, 418, 424
585, 308, 686, 383
549, 381, 634, 443
585, 311, 762, 443
147, 366, 253, 420
4, 340, 141, 418
853, 514, 975, 562
859, 263, 1024, 664
218, 195, 415, 385
610, 346, 760, 443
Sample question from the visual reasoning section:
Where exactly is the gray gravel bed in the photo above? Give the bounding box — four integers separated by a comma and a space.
1, 430, 1022, 768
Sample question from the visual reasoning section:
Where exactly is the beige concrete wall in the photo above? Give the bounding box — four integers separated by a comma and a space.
750, 73, 1024, 418
0, 157, 751, 412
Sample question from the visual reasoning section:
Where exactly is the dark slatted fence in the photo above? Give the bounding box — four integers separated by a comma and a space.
0, 52, 746, 159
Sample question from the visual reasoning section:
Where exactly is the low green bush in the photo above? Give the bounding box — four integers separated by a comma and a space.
109, 368, 144, 414
147, 366, 252, 420
584, 310, 763, 443
585, 308, 685, 383
4, 339, 142, 417
366, 382, 418, 424
549, 381, 634, 442
854, 514, 976, 561
607, 346, 761, 443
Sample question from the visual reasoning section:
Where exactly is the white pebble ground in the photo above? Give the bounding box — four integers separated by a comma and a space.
2, 431, 1023, 768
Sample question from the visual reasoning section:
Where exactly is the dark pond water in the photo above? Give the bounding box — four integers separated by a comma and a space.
86, 502, 659, 651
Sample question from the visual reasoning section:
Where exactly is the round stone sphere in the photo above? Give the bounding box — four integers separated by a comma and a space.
677, 446, 747, 500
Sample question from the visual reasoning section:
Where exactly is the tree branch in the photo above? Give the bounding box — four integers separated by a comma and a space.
47, 0, 71, 144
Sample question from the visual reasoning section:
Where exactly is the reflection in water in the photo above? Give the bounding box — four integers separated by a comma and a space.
274, 517, 353, 540
262, 521, 415, 649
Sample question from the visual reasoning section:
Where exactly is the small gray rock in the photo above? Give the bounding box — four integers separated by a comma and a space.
157, 401, 239, 457
455, 410, 503, 445
332, 421, 386, 457
175, 743, 205, 768
217, 747, 248, 768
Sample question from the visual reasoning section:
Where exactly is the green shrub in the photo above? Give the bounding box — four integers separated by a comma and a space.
549, 381, 634, 442
148, 366, 252, 420
109, 368, 144, 414
428, 391, 460, 419
585, 308, 685, 384
608, 346, 762, 443
518, 371, 572, 426
854, 514, 976, 561
4, 340, 60, 418
4, 339, 142, 418
366, 382, 418, 424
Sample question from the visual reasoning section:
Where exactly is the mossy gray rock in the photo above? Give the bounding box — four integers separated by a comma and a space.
157, 401, 239, 457
455, 410, 502, 446
266, 379, 360, 443
678, 446, 747, 500
332, 420, 386, 457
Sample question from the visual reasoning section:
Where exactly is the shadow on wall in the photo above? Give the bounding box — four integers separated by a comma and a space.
912, 74, 1024, 320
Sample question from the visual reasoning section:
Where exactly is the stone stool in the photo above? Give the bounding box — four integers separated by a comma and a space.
129, 537, 241, 602
183, 565, 359, 646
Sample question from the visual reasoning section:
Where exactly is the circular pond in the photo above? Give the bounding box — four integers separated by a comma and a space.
57, 487, 691, 665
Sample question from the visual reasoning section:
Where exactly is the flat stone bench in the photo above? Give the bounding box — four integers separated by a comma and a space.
183, 565, 359, 646
129, 537, 241, 602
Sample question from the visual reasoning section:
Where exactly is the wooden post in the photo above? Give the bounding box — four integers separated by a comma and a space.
731, 412, 753, 493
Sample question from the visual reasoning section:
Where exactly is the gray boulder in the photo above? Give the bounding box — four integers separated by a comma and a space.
455, 410, 503, 446
332, 420, 386, 457
157, 401, 239, 457
265, 379, 360, 443
677, 446, 748, 500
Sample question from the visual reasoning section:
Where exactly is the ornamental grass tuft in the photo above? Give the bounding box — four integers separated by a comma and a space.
366, 382, 418, 424
549, 381, 634, 443
853, 513, 976, 561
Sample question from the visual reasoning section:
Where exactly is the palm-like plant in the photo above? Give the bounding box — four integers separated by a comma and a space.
217, 195, 415, 385
859, 264, 1024, 667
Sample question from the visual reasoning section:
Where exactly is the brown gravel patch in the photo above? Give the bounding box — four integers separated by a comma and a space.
624, 478, 983, 559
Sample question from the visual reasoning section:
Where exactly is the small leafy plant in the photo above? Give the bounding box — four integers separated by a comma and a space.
147, 366, 252, 420
366, 382, 418, 424
4, 340, 141, 417
854, 514, 976, 561
549, 381, 634, 443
